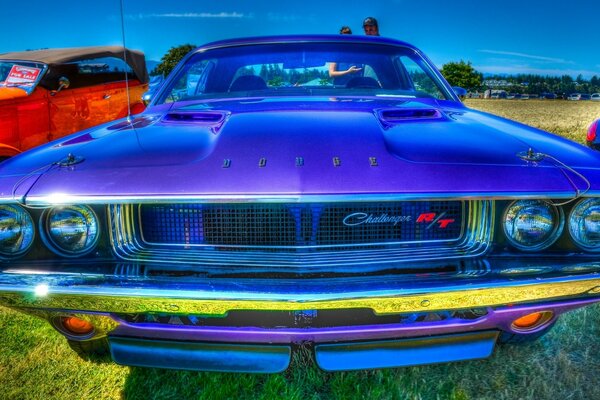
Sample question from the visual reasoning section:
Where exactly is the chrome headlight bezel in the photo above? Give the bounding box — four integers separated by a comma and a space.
41, 205, 100, 258
0, 204, 35, 257
568, 198, 600, 252
503, 199, 564, 252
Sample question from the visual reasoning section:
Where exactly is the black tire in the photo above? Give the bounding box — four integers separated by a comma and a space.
497, 320, 557, 344
67, 337, 110, 361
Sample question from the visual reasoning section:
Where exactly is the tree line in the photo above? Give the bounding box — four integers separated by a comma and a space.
440, 61, 600, 94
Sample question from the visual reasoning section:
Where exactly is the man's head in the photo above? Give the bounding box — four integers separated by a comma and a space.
363, 17, 379, 36
340, 26, 352, 34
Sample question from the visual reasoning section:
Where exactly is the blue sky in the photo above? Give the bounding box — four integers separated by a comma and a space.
1, 0, 599, 78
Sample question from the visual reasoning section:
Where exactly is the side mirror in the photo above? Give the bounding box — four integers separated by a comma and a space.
452, 86, 467, 99
50, 77, 70, 96
142, 91, 153, 106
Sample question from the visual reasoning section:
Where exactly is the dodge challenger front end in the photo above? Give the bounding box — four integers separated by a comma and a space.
1, 35, 600, 372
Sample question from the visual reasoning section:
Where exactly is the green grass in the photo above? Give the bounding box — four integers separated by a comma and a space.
2, 100, 600, 399
2, 304, 600, 400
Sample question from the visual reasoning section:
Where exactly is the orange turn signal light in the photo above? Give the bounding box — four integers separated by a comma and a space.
512, 311, 553, 330
61, 316, 94, 335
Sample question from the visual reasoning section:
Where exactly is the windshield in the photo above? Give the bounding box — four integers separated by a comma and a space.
0, 61, 46, 94
157, 42, 453, 105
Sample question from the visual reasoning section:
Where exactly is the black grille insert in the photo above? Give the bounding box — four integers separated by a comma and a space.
139, 201, 464, 250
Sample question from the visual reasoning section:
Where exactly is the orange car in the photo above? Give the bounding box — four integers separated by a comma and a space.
0, 46, 148, 157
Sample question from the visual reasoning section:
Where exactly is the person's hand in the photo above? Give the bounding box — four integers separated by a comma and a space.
346, 66, 362, 74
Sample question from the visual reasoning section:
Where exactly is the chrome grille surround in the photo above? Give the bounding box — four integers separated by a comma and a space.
108, 200, 493, 268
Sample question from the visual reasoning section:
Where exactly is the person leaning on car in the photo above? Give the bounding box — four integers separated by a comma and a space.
328, 26, 363, 83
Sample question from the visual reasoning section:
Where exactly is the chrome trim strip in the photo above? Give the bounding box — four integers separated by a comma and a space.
135, 202, 467, 249
16, 191, 600, 206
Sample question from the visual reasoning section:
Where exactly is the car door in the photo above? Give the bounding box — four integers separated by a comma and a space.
100, 56, 147, 119
48, 60, 110, 141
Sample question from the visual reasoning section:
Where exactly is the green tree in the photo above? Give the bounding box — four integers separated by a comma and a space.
152, 44, 197, 77
268, 76, 283, 87
440, 61, 482, 90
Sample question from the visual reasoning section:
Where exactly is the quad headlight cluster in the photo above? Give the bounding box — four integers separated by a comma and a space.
0, 204, 99, 258
504, 198, 600, 252
568, 198, 600, 251
0, 205, 35, 256
503, 200, 564, 251
41, 205, 99, 257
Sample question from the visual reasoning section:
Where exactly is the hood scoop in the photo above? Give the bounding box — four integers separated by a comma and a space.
163, 110, 230, 133
164, 111, 228, 123
378, 108, 442, 124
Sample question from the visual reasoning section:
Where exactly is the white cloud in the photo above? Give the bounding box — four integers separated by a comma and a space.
127, 12, 250, 20
478, 49, 572, 64
266, 13, 306, 22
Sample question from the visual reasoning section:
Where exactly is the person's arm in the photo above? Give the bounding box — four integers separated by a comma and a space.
328, 63, 362, 78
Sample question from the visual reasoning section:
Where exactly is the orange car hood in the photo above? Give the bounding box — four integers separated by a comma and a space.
0, 87, 29, 101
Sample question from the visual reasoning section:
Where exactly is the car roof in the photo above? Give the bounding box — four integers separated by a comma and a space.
0, 46, 148, 83
196, 34, 420, 52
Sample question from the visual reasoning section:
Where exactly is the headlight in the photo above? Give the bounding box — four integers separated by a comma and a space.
0, 204, 34, 257
503, 200, 563, 251
569, 198, 600, 251
42, 205, 99, 257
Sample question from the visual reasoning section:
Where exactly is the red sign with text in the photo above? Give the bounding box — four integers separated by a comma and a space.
5, 65, 41, 85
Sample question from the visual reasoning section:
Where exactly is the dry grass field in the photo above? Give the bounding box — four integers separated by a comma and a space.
464, 99, 600, 144
1, 100, 600, 400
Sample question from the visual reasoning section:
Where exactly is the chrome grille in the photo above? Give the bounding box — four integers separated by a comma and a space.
109, 200, 493, 268
139, 202, 463, 248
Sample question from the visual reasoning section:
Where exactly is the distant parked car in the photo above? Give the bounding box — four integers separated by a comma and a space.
592, 93, 600, 101
540, 93, 557, 99
580, 94, 592, 101
568, 93, 581, 100
0, 46, 148, 157
520, 94, 530, 100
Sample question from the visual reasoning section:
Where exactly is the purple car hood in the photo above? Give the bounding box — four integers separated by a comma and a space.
2, 98, 600, 201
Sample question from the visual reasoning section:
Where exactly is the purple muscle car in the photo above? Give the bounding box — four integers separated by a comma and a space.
1, 35, 600, 373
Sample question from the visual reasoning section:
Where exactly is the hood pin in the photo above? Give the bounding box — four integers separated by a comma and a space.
57, 153, 84, 167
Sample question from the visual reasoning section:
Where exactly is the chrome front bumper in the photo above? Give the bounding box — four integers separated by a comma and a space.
1, 258, 600, 316
3, 257, 600, 372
